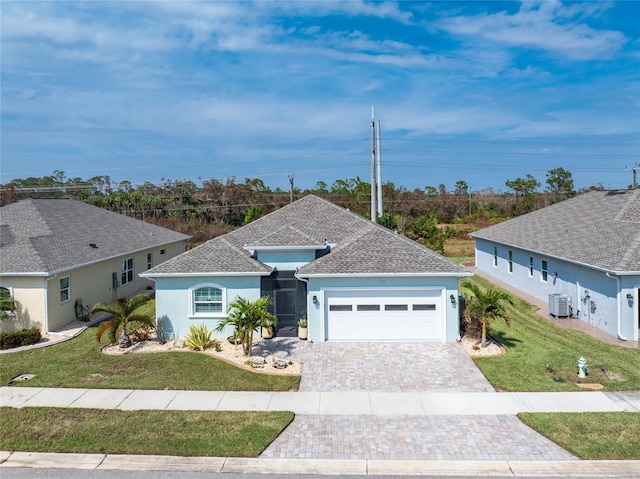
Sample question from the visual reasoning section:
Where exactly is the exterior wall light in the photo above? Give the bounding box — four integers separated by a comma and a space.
627, 293, 634, 302
312, 295, 319, 306
450, 294, 456, 305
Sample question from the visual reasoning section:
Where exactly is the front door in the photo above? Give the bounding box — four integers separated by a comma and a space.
261, 271, 307, 337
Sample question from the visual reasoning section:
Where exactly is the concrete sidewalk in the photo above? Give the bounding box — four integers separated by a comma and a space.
2, 386, 639, 414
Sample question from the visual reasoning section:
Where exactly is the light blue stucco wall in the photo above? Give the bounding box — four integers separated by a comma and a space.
154, 276, 262, 340
255, 250, 316, 271
475, 238, 639, 341
304, 275, 463, 342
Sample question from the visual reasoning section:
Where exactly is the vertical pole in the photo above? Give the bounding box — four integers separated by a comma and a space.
376, 118, 383, 218
633, 163, 638, 190
289, 174, 294, 204
370, 106, 377, 222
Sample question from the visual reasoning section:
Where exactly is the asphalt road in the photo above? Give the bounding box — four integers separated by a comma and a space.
0, 469, 632, 479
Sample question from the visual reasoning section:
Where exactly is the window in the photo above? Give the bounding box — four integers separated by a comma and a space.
493, 246, 498, 267
541, 260, 548, 282
193, 286, 224, 314
121, 258, 134, 285
357, 304, 380, 311
413, 304, 436, 311
385, 304, 408, 311
508, 250, 513, 273
147, 253, 153, 270
529, 256, 534, 277
160, 249, 166, 256
60, 276, 70, 303
329, 305, 352, 312
1, 287, 16, 318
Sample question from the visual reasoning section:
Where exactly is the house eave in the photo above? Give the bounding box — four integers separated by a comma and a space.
296, 271, 473, 279
140, 271, 272, 278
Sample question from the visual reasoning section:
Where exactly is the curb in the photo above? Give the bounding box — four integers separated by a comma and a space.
1, 452, 640, 476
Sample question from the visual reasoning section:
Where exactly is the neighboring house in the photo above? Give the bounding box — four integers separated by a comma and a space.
142, 195, 471, 342
0, 198, 190, 334
471, 189, 640, 342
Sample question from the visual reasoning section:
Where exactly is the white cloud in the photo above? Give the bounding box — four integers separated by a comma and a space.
436, 1, 627, 61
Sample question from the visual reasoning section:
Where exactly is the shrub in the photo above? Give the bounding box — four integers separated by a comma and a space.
1, 328, 41, 350
185, 323, 214, 351
130, 325, 154, 343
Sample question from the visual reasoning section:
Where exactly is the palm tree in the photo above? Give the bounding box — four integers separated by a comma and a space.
462, 281, 513, 348
92, 294, 156, 348
215, 296, 276, 356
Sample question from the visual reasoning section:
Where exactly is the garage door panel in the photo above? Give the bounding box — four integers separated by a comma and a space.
325, 289, 444, 341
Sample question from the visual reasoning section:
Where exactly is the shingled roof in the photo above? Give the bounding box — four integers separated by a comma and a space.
471, 189, 640, 273
145, 195, 467, 277
0, 199, 190, 275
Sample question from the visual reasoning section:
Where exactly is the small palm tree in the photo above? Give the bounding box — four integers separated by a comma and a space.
215, 296, 276, 356
462, 281, 513, 348
92, 294, 156, 348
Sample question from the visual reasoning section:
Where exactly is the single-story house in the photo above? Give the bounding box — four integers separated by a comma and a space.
0, 198, 190, 333
142, 195, 471, 342
471, 189, 639, 342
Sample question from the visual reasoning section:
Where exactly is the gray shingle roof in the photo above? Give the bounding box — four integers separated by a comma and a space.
0, 199, 191, 275
145, 195, 467, 277
471, 190, 640, 273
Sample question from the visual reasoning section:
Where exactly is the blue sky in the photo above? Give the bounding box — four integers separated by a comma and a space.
1, 1, 639, 192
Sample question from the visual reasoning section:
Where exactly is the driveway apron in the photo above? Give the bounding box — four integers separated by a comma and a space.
262, 340, 576, 461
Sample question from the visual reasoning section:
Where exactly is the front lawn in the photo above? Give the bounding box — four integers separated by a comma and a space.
0, 407, 293, 457
519, 412, 640, 459
0, 325, 300, 391
466, 276, 640, 391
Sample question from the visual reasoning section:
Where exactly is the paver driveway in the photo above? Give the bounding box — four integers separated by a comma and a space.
293, 341, 495, 392
261, 339, 576, 461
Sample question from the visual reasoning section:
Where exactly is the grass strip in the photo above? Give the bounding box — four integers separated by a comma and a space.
467, 276, 640, 391
519, 412, 640, 460
0, 326, 299, 391
0, 407, 293, 457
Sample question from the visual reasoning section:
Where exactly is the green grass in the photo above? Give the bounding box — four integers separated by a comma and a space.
0, 325, 299, 391
0, 407, 293, 457
466, 276, 640, 391
519, 412, 640, 459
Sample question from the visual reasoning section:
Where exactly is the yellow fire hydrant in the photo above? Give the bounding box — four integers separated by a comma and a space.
577, 357, 589, 378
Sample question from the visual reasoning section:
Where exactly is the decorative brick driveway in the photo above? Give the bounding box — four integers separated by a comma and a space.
261, 340, 576, 461
293, 341, 495, 392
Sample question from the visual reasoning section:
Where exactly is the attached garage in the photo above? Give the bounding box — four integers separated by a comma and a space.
324, 289, 445, 341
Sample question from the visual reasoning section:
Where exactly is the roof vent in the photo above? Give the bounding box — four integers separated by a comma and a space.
89, 243, 98, 249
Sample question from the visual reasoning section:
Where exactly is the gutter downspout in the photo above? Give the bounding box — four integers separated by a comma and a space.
606, 272, 628, 341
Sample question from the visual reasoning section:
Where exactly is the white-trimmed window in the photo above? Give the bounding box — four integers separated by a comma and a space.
160, 248, 166, 256
121, 258, 134, 285
147, 253, 153, 270
1, 286, 16, 318
541, 260, 548, 282
493, 246, 498, 267
508, 250, 513, 273
192, 285, 226, 316
60, 276, 70, 303
529, 256, 534, 277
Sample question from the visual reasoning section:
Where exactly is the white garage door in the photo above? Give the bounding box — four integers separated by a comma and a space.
325, 289, 444, 341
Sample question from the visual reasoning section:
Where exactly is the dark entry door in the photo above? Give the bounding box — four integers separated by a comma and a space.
261, 270, 307, 337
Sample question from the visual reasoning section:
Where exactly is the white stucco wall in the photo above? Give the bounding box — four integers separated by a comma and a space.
475, 238, 639, 341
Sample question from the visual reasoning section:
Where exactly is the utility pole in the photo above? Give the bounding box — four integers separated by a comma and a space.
288, 174, 294, 203
376, 118, 383, 218
627, 163, 638, 190
370, 106, 377, 222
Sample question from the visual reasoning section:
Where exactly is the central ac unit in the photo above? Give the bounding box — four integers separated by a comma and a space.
549, 293, 570, 317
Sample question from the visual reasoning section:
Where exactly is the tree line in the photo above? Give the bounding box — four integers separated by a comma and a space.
0, 167, 601, 253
